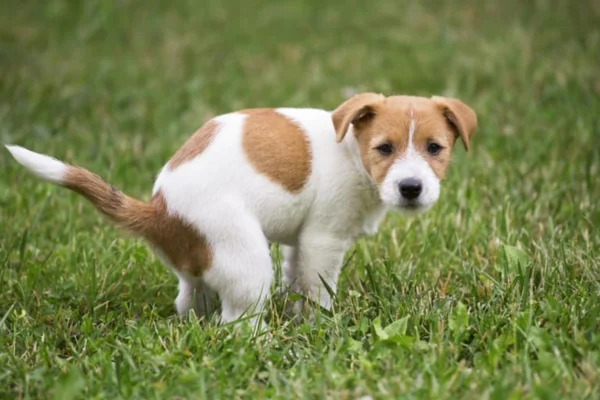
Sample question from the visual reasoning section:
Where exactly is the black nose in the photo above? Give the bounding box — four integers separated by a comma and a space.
399, 178, 422, 200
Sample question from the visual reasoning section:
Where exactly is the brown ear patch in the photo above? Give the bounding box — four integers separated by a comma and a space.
169, 119, 220, 169
147, 192, 212, 277
241, 109, 311, 193
431, 96, 478, 151
331, 93, 385, 142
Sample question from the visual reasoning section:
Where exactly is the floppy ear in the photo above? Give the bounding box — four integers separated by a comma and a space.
432, 96, 478, 151
331, 93, 385, 142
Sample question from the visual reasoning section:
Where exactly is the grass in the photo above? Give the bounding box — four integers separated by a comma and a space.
1, 0, 599, 398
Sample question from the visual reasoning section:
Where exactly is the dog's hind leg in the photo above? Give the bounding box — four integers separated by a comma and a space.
201, 213, 273, 328
194, 281, 218, 317
174, 273, 217, 318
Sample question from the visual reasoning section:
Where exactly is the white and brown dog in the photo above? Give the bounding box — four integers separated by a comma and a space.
6, 93, 477, 326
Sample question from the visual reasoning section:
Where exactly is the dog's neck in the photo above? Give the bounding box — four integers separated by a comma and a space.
341, 126, 386, 213
342, 127, 380, 191
342, 136, 389, 238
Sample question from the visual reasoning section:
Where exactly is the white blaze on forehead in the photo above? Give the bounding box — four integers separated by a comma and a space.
407, 109, 417, 153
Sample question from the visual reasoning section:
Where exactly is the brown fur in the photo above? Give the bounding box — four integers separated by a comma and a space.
432, 96, 478, 152
332, 94, 477, 183
410, 114, 455, 179
241, 109, 311, 193
64, 167, 155, 232
168, 119, 219, 169
147, 192, 212, 276
331, 92, 385, 143
63, 168, 211, 276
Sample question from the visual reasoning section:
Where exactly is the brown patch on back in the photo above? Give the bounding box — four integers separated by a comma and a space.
147, 192, 212, 277
169, 119, 219, 169
241, 109, 311, 193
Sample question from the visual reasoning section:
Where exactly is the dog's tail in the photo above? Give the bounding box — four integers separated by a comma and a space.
5, 145, 157, 237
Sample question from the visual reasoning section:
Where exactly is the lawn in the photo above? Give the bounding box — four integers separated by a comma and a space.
1, 0, 599, 398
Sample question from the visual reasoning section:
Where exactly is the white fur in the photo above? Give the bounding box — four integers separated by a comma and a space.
5, 145, 66, 184
408, 109, 417, 141
380, 154, 440, 210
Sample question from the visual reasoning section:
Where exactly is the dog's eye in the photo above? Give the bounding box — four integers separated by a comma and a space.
375, 143, 393, 156
427, 142, 443, 155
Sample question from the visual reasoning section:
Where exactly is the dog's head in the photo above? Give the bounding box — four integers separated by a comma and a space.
332, 93, 477, 214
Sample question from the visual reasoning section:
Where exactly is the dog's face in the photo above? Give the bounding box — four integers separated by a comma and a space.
332, 93, 477, 213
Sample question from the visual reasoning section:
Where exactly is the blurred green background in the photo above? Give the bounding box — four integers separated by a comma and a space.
1, 0, 599, 399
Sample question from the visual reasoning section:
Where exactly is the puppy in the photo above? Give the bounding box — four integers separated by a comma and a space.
6, 93, 477, 326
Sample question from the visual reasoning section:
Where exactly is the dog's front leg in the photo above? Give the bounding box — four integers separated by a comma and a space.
290, 233, 349, 316
281, 245, 299, 291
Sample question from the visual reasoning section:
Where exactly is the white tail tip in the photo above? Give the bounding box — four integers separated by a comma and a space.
5, 145, 67, 184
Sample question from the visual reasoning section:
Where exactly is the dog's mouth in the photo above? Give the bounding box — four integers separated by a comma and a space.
395, 200, 431, 214
401, 200, 421, 208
